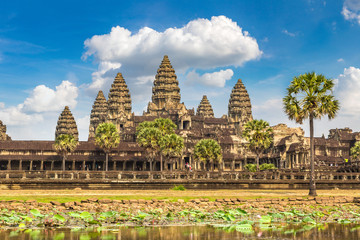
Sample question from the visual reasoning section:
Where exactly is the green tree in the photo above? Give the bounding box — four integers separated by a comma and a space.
351, 141, 360, 162
160, 133, 184, 170
194, 139, 222, 171
53, 134, 79, 171
95, 122, 120, 171
283, 72, 339, 196
136, 118, 182, 171
242, 119, 273, 172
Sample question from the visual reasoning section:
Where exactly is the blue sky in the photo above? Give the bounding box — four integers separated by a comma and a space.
1, 0, 360, 140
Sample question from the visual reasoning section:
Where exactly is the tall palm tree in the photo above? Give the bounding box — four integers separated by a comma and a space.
159, 133, 184, 170
194, 139, 222, 171
53, 134, 79, 171
242, 119, 273, 171
283, 72, 339, 196
136, 127, 162, 171
95, 122, 120, 171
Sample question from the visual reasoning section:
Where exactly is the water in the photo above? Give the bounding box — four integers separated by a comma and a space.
0, 223, 359, 240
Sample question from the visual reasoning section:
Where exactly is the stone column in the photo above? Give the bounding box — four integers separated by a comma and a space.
132, 161, 136, 171
19, 160, 22, 170
82, 161, 85, 171
123, 161, 126, 171
92, 160, 96, 171
51, 161, 54, 171
40, 161, 44, 170
7, 160, 11, 170
113, 161, 117, 171
30, 160, 33, 171
72, 161, 75, 170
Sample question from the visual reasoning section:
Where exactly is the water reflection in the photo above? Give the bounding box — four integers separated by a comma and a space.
0, 223, 360, 240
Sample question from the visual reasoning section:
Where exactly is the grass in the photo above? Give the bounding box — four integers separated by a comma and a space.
0, 189, 359, 203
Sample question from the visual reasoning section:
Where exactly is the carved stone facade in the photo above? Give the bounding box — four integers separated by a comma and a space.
0, 55, 358, 173
89, 90, 108, 139
146, 55, 188, 117
0, 120, 11, 141
55, 106, 79, 141
196, 95, 214, 118
228, 79, 253, 134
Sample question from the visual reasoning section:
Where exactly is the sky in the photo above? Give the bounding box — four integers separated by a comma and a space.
1, 0, 360, 141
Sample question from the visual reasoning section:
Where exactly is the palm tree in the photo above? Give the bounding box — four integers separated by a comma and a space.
351, 141, 360, 164
159, 133, 184, 170
194, 139, 222, 171
242, 119, 273, 172
95, 122, 120, 171
283, 72, 339, 196
136, 127, 162, 171
53, 134, 79, 171
136, 118, 180, 171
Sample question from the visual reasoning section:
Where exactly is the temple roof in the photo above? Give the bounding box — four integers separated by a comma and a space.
196, 95, 214, 118
89, 90, 108, 139
228, 79, 253, 124
107, 73, 132, 117
55, 106, 79, 141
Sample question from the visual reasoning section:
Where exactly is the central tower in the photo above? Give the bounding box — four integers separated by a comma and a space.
146, 55, 187, 117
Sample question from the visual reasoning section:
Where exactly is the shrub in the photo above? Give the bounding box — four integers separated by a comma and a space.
245, 164, 257, 172
259, 163, 277, 171
172, 185, 186, 191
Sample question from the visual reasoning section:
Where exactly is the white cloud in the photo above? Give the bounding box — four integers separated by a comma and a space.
0, 105, 43, 126
22, 81, 78, 113
0, 102, 4, 108
282, 29, 296, 37
342, 0, 360, 25
337, 58, 344, 62
77, 115, 90, 140
83, 15, 262, 93
186, 69, 234, 87
335, 66, 360, 116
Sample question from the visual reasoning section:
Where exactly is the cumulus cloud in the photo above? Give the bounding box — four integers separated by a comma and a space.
282, 29, 296, 37
82, 15, 262, 93
0, 102, 4, 108
22, 81, 78, 113
342, 0, 360, 25
186, 69, 234, 87
335, 66, 360, 116
0, 80, 78, 128
337, 58, 344, 62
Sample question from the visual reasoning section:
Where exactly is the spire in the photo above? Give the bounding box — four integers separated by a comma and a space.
228, 79, 253, 125
88, 90, 108, 139
55, 106, 79, 140
107, 73, 132, 123
196, 95, 214, 118
151, 55, 181, 108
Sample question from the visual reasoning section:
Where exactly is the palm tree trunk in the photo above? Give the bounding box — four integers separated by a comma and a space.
309, 113, 317, 196
256, 154, 260, 171
62, 155, 66, 171
160, 154, 163, 171
105, 153, 109, 171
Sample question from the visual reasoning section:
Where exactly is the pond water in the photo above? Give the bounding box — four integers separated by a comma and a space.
0, 223, 359, 240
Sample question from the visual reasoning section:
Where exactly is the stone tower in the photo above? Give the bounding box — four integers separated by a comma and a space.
88, 90, 108, 140
55, 106, 79, 140
196, 95, 214, 118
107, 73, 132, 130
147, 55, 187, 116
228, 79, 253, 133
0, 120, 11, 141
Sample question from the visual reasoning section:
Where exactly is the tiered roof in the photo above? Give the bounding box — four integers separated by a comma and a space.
88, 90, 108, 139
107, 73, 132, 121
151, 55, 181, 108
228, 79, 253, 125
196, 95, 214, 118
55, 106, 79, 140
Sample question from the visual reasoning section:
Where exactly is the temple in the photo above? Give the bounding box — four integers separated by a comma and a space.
0, 55, 359, 172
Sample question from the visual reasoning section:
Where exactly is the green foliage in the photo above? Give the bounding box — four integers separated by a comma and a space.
172, 185, 186, 191
245, 164, 257, 172
193, 139, 222, 163
53, 134, 79, 154
283, 72, 339, 124
53, 214, 66, 223
351, 141, 360, 160
95, 122, 120, 153
259, 163, 277, 171
242, 119, 273, 171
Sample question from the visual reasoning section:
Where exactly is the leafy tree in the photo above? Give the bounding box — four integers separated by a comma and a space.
242, 119, 273, 172
193, 139, 222, 171
351, 141, 360, 162
53, 134, 78, 171
136, 118, 183, 171
95, 122, 120, 171
259, 163, 277, 171
283, 72, 339, 196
